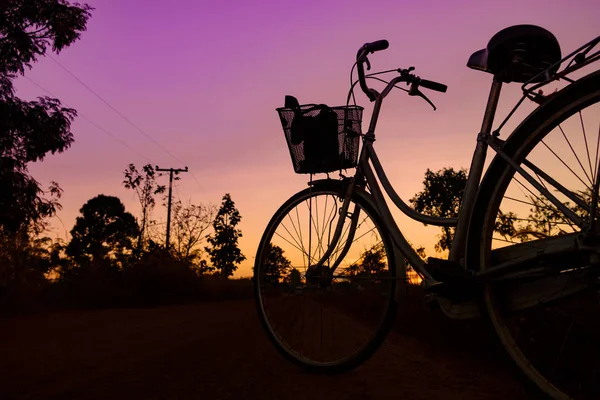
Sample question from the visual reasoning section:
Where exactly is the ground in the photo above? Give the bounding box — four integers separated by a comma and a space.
0, 295, 534, 399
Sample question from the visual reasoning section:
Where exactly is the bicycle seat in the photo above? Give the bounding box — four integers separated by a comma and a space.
467, 25, 562, 83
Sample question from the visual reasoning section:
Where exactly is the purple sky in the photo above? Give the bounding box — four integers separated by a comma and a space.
15, 0, 600, 277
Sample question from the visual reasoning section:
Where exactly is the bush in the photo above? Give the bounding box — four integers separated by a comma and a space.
122, 248, 201, 306
197, 275, 253, 302
0, 245, 255, 315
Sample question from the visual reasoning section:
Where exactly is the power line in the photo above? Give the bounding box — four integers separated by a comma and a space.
23, 75, 155, 164
173, 183, 183, 203
47, 54, 207, 195
48, 55, 186, 166
187, 170, 206, 195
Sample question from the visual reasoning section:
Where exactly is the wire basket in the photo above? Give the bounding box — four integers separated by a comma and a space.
276, 104, 363, 174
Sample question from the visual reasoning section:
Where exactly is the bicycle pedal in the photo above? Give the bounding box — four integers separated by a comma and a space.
425, 257, 477, 284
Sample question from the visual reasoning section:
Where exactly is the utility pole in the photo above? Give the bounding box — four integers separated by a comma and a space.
156, 166, 188, 250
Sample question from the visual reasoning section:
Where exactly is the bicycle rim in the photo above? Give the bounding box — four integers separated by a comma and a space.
253, 181, 398, 373
470, 71, 600, 399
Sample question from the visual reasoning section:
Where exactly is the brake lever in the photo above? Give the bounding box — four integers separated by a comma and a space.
409, 82, 437, 111
365, 57, 371, 71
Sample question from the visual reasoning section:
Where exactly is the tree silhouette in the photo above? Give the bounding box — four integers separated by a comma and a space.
123, 163, 166, 252
351, 243, 387, 275
172, 200, 215, 263
287, 267, 302, 288
67, 195, 138, 267
151, 199, 216, 265
0, 233, 57, 285
410, 168, 467, 252
205, 193, 245, 278
0, 0, 92, 237
345, 243, 388, 287
198, 259, 215, 275
262, 243, 292, 285
498, 191, 591, 242
409, 167, 589, 252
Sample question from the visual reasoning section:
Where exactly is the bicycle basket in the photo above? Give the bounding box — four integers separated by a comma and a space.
276, 104, 363, 174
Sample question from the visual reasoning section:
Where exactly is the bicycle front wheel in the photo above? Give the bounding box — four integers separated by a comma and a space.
253, 179, 398, 373
468, 70, 600, 399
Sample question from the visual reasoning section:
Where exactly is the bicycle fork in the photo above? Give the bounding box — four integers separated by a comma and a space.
305, 178, 360, 285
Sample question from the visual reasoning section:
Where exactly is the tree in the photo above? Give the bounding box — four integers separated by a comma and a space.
495, 190, 590, 243
353, 243, 387, 275
0, 1, 93, 236
122, 163, 166, 251
410, 167, 467, 252
287, 267, 301, 288
262, 243, 292, 284
150, 198, 216, 265
66, 195, 138, 266
0, 232, 57, 285
408, 167, 584, 252
205, 193, 245, 278
171, 200, 216, 263
197, 259, 215, 275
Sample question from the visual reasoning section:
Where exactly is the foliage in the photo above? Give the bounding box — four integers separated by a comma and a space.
66, 195, 138, 267
410, 167, 467, 252
346, 243, 388, 286
197, 259, 215, 275
205, 193, 245, 278
122, 163, 166, 251
122, 246, 200, 306
261, 243, 292, 284
409, 167, 593, 253
286, 267, 301, 288
0, 0, 92, 236
152, 199, 216, 265
352, 243, 387, 275
494, 191, 590, 243
0, 0, 93, 82
0, 229, 56, 284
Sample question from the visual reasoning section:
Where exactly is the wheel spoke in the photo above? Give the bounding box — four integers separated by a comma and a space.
579, 112, 595, 184
558, 124, 593, 186
513, 178, 579, 233
541, 139, 592, 191
589, 122, 600, 225
523, 159, 589, 210
594, 120, 600, 182
295, 206, 306, 267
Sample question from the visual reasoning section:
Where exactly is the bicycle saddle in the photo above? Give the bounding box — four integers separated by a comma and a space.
467, 24, 562, 83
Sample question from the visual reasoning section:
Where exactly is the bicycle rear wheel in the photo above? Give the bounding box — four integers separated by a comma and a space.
468, 71, 600, 399
253, 179, 398, 373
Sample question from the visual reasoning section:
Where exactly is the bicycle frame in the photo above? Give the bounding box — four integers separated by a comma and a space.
309, 35, 600, 288
317, 76, 503, 282
320, 76, 594, 285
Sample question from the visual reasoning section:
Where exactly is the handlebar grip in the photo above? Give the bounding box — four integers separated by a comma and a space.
365, 40, 389, 53
357, 40, 389, 59
420, 79, 447, 93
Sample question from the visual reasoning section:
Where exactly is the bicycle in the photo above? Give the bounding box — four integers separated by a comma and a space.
253, 24, 600, 399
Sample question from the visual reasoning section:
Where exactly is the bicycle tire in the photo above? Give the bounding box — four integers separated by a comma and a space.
253, 179, 399, 373
467, 70, 600, 399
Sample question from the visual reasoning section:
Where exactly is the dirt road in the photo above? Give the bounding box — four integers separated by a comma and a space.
0, 299, 531, 399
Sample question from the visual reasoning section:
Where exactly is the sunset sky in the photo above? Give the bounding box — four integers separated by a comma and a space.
14, 0, 600, 278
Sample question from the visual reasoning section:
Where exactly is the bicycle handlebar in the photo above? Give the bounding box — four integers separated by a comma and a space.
355, 40, 447, 102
